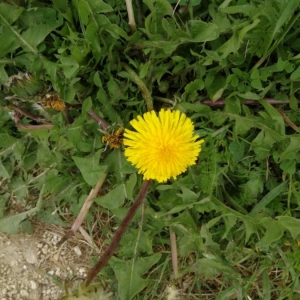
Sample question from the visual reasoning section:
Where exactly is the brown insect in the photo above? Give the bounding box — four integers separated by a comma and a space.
41, 93, 66, 111
102, 127, 123, 149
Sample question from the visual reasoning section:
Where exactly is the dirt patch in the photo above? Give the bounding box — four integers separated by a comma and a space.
0, 223, 99, 300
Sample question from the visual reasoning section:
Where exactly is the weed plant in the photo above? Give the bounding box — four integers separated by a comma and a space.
1, 0, 300, 299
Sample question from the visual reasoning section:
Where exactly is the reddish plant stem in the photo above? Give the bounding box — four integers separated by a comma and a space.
14, 113, 53, 130
88, 109, 109, 131
16, 123, 54, 130
201, 98, 300, 107
84, 180, 152, 287
62, 109, 72, 125
12, 104, 48, 123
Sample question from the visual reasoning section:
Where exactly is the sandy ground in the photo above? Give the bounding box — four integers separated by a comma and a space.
0, 223, 97, 300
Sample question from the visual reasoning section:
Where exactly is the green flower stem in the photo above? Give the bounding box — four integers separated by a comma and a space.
84, 179, 152, 287
153, 96, 176, 106
122, 63, 153, 112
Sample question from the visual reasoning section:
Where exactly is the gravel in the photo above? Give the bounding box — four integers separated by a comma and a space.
0, 226, 92, 300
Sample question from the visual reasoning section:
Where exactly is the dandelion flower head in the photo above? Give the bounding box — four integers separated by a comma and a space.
123, 109, 204, 182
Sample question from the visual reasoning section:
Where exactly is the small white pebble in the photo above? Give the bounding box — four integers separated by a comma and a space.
10, 261, 18, 267
20, 289, 29, 297
25, 250, 38, 265
48, 270, 54, 275
42, 247, 48, 255
30, 280, 37, 290
11, 289, 18, 294
73, 246, 82, 257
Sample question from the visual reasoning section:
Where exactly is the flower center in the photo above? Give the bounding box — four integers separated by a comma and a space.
158, 143, 175, 162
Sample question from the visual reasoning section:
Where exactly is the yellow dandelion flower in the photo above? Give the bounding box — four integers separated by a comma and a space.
123, 109, 204, 182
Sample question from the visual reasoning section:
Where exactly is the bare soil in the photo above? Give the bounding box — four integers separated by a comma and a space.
0, 223, 98, 300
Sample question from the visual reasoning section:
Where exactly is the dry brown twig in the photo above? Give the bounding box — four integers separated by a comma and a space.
125, 0, 136, 32
170, 227, 179, 279
56, 174, 107, 247
13, 112, 54, 130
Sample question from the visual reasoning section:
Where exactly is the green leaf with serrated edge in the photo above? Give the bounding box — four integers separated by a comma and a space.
11, 176, 28, 200
225, 97, 241, 114
271, 0, 300, 42
125, 173, 137, 201
104, 150, 136, 181
222, 214, 238, 239
176, 187, 199, 204
119, 230, 153, 257
139, 60, 151, 79
256, 218, 285, 249
229, 141, 245, 162
42, 58, 57, 82
87, 0, 113, 13
183, 79, 205, 102
280, 160, 296, 174
72, 150, 107, 186
81, 97, 93, 116
60, 56, 79, 78
0, 3, 23, 24
78, 0, 90, 25
188, 20, 220, 42
291, 65, 300, 80
192, 257, 240, 278
167, 209, 198, 232
0, 65, 8, 84
105, 24, 129, 40
109, 254, 161, 300
0, 160, 10, 179
85, 22, 101, 54
95, 184, 125, 209
258, 99, 285, 134
156, 0, 173, 15
276, 216, 300, 239
223, 112, 285, 141
243, 218, 260, 243
0, 208, 36, 234
0, 193, 9, 218
0, 6, 62, 56
250, 182, 287, 216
